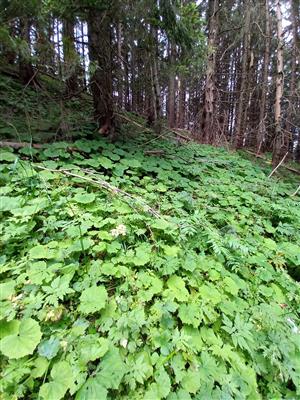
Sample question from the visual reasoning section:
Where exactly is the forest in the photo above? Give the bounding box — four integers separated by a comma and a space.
0, 0, 300, 399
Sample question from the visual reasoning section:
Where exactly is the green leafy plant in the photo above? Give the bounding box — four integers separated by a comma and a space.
0, 135, 299, 399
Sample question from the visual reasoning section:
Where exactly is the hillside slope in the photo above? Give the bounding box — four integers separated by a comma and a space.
0, 132, 300, 399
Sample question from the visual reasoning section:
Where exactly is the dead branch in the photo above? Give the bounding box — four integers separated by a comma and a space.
116, 113, 152, 132
291, 185, 300, 196
268, 152, 289, 178
35, 165, 163, 219
144, 150, 165, 156
0, 141, 43, 149
245, 150, 300, 176
165, 128, 192, 142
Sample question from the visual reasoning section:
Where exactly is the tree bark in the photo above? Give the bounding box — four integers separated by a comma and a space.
87, 10, 113, 131
62, 18, 78, 95
235, 0, 251, 148
168, 41, 176, 128
256, 0, 271, 153
177, 75, 186, 129
199, 0, 219, 143
19, 17, 35, 85
150, 26, 162, 122
272, 0, 285, 167
287, 0, 300, 161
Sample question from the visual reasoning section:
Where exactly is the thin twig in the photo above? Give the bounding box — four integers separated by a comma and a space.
35, 165, 163, 219
291, 185, 300, 196
268, 152, 289, 178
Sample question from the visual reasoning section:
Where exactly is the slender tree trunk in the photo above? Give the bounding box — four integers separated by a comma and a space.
80, 21, 87, 89
199, 0, 219, 143
87, 10, 113, 131
235, 0, 251, 148
19, 17, 35, 85
150, 26, 161, 122
272, 0, 285, 167
62, 18, 78, 95
168, 41, 176, 128
177, 76, 186, 128
287, 0, 300, 160
116, 23, 124, 109
256, 0, 271, 153
124, 49, 131, 111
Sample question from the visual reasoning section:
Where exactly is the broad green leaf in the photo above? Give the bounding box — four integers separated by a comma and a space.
155, 367, 171, 398
167, 389, 192, 400
31, 357, 49, 378
165, 276, 189, 302
98, 156, 113, 169
78, 335, 109, 363
0, 318, 42, 359
223, 277, 239, 296
78, 285, 108, 314
0, 319, 19, 339
73, 193, 96, 204
29, 245, 57, 260
0, 281, 15, 300
181, 369, 201, 394
0, 151, 17, 162
133, 244, 152, 266
178, 303, 203, 328
95, 347, 126, 389
39, 361, 73, 400
75, 378, 107, 400
0, 196, 22, 212
38, 337, 60, 360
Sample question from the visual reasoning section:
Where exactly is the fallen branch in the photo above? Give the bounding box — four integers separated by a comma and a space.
116, 113, 152, 133
164, 127, 192, 142
292, 185, 300, 197
245, 150, 300, 176
268, 152, 289, 178
0, 141, 43, 149
35, 165, 163, 219
116, 112, 192, 142
144, 150, 165, 156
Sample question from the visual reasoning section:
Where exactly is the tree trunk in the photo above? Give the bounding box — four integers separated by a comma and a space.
62, 18, 78, 96
168, 41, 176, 128
19, 17, 35, 85
235, 0, 251, 148
256, 0, 271, 153
286, 0, 300, 161
87, 10, 113, 131
272, 0, 285, 167
116, 23, 124, 109
199, 0, 219, 143
177, 75, 186, 128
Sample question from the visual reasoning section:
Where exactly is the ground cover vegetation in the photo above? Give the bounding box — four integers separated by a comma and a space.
0, 129, 300, 399
0, 0, 300, 398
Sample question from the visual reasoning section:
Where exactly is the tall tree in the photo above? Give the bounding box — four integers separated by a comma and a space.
62, 17, 78, 95
235, 0, 251, 148
168, 41, 176, 128
87, 7, 114, 133
199, 0, 219, 143
256, 0, 271, 153
272, 0, 285, 166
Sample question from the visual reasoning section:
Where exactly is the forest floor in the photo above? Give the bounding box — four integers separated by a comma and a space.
0, 74, 300, 399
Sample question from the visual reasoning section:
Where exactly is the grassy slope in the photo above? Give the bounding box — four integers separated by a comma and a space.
0, 75, 300, 399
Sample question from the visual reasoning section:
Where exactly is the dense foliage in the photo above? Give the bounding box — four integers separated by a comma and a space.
0, 132, 299, 399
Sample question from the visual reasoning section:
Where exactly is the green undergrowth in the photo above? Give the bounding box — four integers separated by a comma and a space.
0, 74, 94, 142
0, 135, 300, 400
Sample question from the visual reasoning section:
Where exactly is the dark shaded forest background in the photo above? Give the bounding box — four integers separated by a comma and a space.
0, 0, 299, 167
